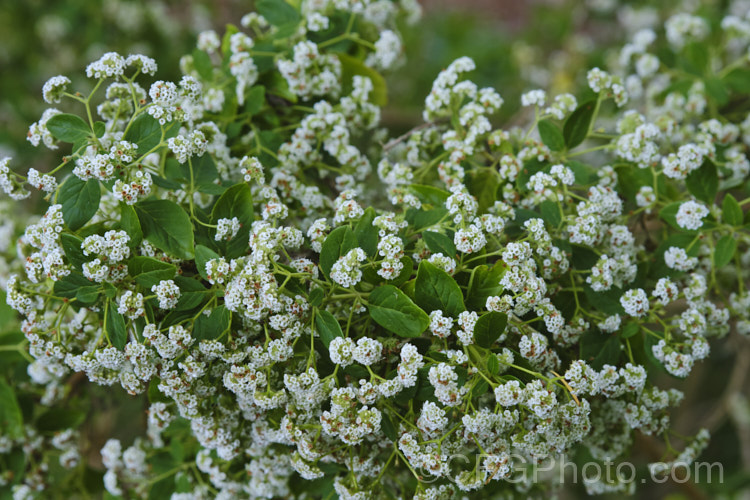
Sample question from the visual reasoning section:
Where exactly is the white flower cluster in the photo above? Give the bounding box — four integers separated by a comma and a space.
148, 76, 201, 124
227, 32, 258, 105
42, 75, 71, 104
587, 67, 628, 106
366, 30, 403, 71
0, 157, 30, 200
676, 200, 709, 230
4, 5, 745, 499
330, 248, 367, 288
167, 130, 208, 163
278, 41, 342, 100
151, 279, 181, 309
27, 108, 61, 150
215, 217, 241, 241
74, 140, 138, 181
81, 230, 130, 282
661, 143, 708, 180
376, 233, 404, 279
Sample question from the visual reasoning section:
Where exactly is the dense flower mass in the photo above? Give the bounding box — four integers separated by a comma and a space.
1, 1, 750, 499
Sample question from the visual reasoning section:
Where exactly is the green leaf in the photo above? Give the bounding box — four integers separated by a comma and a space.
0, 379, 23, 439
615, 163, 654, 202
106, 301, 127, 350
319, 226, 358, 277
76, 287, 100, 305
197, 183, 226, 195
621, 322, 639, 339
405, 206, 449, 232
151, 174, 182, 191
539, 200, 562, 228
563, 99, 596, 149
211, 182, 254, 258
487, 354, 500, 375
102, 281, 117, 299
315, 309, 344, 348
722, 194, 743, 226
192, 48, 213, 80
194, 306, 230, 340
580, 331, 621, 370
368, 285, 429, 337
46, 113, 91, 143
94, 121, 106, 138
472, 378, 489, 399
120, 203, 143, 246
473, 311, 507, 348
344, 364, 369, 381
683, 42, 709, 75
60, 233, 86, 270
685, 161, 718, 204
53, 272, 96, 299
401, 278, 416, 301
566, 160, 596, 184
174, 278, 212, 312
124, 114, 164, 153
705, 77, 729, 107
465, 261, 506, 311
414, 260, 465, 317
135, 199, 195, 259
59, 176, 100, 231
308, 288, 324, 307
129, 256, 177, 289
0, 293, 15, 331
422, 231, 456, 258
338, 53, 387, 106
191, 154, 220, 186
195, 245, 220, 281
381, 412, 398, 442
244, 86, 266, 115
256, 0, 300, 27
583, 284, 625, 315
409, 185, 450, 205
149, 476, 176, 500
35, 408, 86, 432
354, 207, 378, 257
249, 40, 276, 72
723, 68, 750, 93
538, 119, 565, 151
714, 235, 737, 269
265, 71, 298, 104
467, 169, 499, 214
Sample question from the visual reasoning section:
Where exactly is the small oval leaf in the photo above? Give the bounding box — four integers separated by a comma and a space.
563, 99, 596, 149
538, 119, 565, 151
473, 311, 507, 348
315, 309, 344, 348
714, 235, 737, 268
368, 285, 429, 338
46, 113, 91, 143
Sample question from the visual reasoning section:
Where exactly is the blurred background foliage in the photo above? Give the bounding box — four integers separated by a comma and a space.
1, 0, 750, 498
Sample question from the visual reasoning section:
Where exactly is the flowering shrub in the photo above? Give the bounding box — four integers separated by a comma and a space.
0, 0, 230, 160
1, 1, 750, 498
